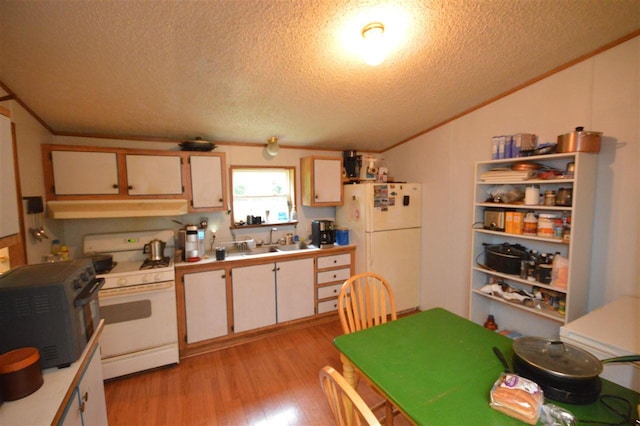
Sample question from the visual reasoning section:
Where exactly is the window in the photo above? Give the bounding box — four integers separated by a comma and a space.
230, 166, 296, 227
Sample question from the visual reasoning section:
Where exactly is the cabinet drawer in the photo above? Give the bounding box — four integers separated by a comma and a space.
317, 268, 351, 285
317, 283, 342, 299
318, 299, 339, 314
317, 253, 351, 269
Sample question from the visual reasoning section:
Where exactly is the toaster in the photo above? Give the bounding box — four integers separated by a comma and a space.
484, 208, 506, 231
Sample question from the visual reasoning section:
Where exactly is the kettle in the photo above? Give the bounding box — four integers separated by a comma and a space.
143, 239, 166, 261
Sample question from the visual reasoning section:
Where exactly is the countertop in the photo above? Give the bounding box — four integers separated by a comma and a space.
175, 244, 354, 269
0, 320, 104, 425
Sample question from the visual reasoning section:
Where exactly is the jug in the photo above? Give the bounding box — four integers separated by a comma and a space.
143, 239, 166, 261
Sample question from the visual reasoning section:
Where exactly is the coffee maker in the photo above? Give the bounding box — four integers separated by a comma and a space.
312, 220, 335, 248
343, 150, 361, 178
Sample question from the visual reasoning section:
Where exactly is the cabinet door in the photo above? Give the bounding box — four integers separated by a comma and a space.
60, 387, 82, 426
184, 270, 228, 343
276, 258, 314, 322
313, 158, 342, 203
232, 263, 276, 333
189, 155, 224, 209
0, 112, 19, 238
76, 345, 108, 426
51, 150, 119, 195
125, 154, 183, 195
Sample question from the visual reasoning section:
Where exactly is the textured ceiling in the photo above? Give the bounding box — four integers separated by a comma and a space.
0, 0, 639, 152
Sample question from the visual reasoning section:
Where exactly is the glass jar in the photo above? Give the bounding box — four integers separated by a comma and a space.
543, 190, 556, 206
537, 213, 557, 238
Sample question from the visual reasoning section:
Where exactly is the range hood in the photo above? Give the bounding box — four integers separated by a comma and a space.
47, 199, 188, 219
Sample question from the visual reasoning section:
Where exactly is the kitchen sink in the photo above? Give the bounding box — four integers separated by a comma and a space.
275, 242, 311, 251
243, 246, 279, 256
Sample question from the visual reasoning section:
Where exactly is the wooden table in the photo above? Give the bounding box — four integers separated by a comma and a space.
334, 308, 639, 425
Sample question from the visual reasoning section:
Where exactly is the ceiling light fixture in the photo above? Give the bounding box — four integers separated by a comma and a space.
361, 22, 386, 66
266, 136, 280, 157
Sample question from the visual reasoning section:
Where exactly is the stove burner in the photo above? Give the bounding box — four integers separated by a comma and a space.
140, 257, 171, 270
97, 262, 118, 275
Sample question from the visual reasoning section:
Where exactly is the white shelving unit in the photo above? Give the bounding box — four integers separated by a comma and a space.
469, 152, 598, 339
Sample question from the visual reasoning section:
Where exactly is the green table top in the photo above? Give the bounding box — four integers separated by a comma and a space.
334, 308, 639, 426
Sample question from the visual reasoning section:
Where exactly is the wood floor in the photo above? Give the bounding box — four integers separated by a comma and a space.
104, 317, 412, 425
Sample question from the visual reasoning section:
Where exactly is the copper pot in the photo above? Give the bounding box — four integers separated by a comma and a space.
557, 127, 602, 153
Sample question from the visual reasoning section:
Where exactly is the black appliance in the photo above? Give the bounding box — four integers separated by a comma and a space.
312, 220, 335, 248
484, 243, 528, 275
343, 150, 361, 178
0, 259, 104, 368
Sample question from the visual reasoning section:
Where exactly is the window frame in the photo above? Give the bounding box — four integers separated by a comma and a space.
229, 165, 298, 229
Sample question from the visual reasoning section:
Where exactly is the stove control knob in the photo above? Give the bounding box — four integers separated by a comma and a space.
142, 275, 150, 283
117, 277, 127, 286
73, 278, 82, 289
154, 274, 161, 281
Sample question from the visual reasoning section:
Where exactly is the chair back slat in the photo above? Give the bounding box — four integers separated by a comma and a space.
319, 366, 381, 426
338, 272, 397, 335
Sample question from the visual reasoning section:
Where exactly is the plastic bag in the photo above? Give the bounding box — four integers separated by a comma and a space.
551, 254, 569, 289
487, 185, 525, 204
489, 373, 543, 425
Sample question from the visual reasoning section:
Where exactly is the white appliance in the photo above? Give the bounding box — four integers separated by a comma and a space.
336, 182, 422, 312
83, 229, 179, 380
560, 295, 639, 392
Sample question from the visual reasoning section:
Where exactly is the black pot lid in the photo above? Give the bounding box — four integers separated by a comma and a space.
513, 336, 602, 379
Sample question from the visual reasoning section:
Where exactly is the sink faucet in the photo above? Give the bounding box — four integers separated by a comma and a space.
268, 227, 278, 245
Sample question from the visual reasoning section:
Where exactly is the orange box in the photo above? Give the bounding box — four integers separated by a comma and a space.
505, 211, 514, 233
512, 212, 523, 234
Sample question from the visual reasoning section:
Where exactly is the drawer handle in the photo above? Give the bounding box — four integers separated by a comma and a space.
333, 289, 337, 293
83, 392, 89, 402
333, 274, 337, 278
333, 260, 337, 264
112, 184, 119, 189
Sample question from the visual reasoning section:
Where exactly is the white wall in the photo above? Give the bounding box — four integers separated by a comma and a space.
385, 37, 640, 315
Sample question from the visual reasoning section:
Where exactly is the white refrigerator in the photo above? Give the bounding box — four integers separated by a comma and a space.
336, 182, 422, 312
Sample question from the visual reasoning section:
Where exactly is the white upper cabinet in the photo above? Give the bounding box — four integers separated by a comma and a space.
0, 110, 20, 238
188, 154, 226, 210
125, 154, 183, 195
51, 150, 120, 195
301, 156, 343, 206
43, 145, 227, 215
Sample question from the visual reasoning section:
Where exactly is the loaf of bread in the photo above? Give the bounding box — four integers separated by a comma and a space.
490, 373, 543, 425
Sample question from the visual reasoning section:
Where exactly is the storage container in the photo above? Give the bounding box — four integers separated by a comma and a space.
0, 347, 43, 401
336, 228, 349, 245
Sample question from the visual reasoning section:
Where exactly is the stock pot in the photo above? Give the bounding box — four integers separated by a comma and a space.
557, 127, 602, 153
512, 337, 640, 404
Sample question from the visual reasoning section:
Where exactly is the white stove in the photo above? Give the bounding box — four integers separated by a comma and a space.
83, 229, 179, 379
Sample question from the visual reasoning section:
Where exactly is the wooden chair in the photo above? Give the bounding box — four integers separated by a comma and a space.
337, 272, 398, 425
338, 272, 397, 334
319, 366, 381, 426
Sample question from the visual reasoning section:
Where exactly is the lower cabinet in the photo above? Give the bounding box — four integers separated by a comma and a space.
315, 253, 353, 314
232, 258, 314, 333
276, 258, 314, 323
232, 263, 277, 333
60, 343, 108, 426
176, 246, 355, 357
184, 270, 228, 343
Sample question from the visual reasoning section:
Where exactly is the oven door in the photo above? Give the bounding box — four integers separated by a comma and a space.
98, 281, 178, 359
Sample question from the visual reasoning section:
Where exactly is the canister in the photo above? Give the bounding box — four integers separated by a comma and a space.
543, 190, 556, 206
537, 214, 557, 238
336, 228, 349, 245
524, 185, 540, 205
0, 347, 43, 401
